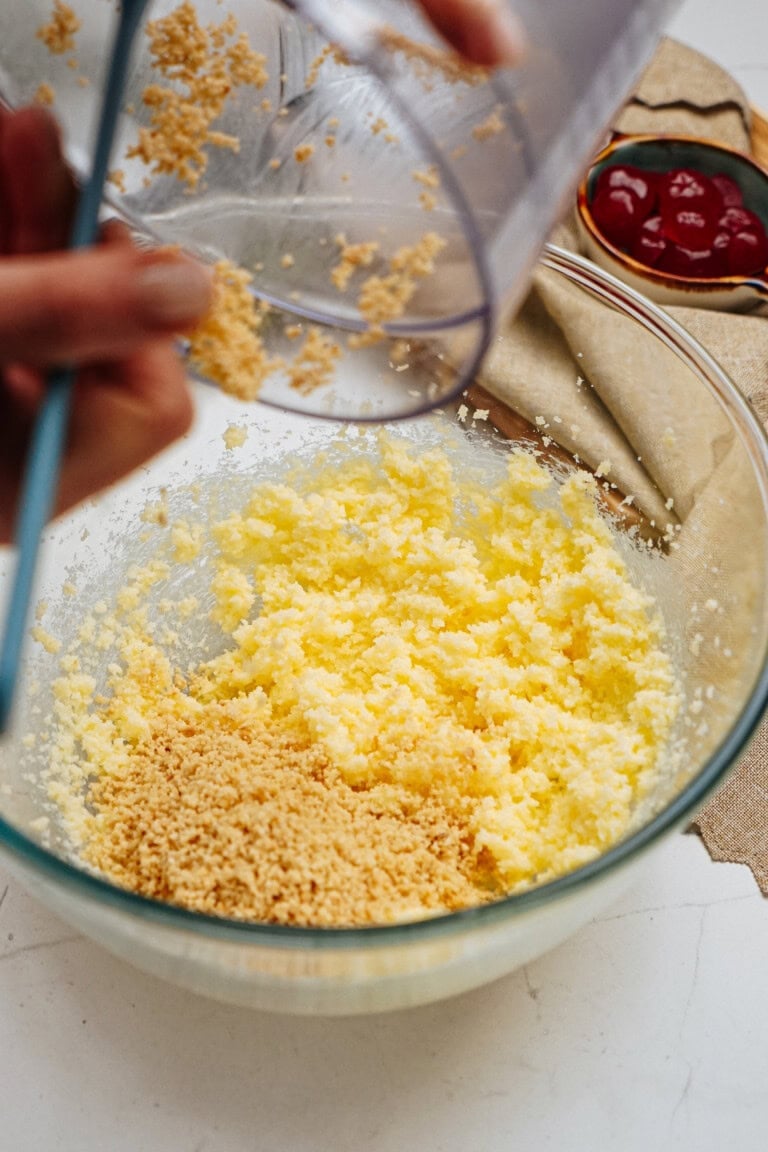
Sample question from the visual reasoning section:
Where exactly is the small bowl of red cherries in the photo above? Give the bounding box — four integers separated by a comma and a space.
576, 134, 768, 310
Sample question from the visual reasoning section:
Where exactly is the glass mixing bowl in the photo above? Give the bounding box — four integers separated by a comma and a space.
1, 247, 767, 1015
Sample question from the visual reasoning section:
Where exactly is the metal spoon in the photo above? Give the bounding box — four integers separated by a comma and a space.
0, 0, 149, 732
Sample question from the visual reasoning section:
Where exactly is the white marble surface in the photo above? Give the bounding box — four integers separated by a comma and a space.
2, 1, 768, 1149
1, 836, 765, 1151
667, 0, 768, 111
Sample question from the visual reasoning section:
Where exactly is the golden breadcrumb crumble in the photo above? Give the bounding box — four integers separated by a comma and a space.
378, 26, 490, 87
285, 326, 341, 395
188, 260, 340, 400
412, 165, 440, 190
413, 167, 441, 212
305, 43, 349, 89
472, 108, 506, 141
34, 82, 56, 106
187, 260, 278, 400
350, 232, 446, 343
36, 1, 80, 55
82, 708, 494, 926
108, 169, 127, 194
330, 235, 380, 292
126, 2, 268, 189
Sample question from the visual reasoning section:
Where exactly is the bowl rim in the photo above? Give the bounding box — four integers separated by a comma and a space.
576, 133, 768, 293
3, 243, 768, 949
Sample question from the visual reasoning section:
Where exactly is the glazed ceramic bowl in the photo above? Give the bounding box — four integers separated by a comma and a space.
577, 134, 768, 310
1, 247, 768, 1015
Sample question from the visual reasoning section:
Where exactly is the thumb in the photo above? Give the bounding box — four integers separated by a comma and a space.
0, 246, 212, 366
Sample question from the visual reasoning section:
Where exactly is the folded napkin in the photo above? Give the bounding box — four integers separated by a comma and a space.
478, 38, 768, 894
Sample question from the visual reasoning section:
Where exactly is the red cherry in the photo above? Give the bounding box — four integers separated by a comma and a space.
711, 173, 743, 207
659, 168, 723, 220
664, 207, 719, 249
631, 214, 667, 267
718, 206, 765, 235
641, 214, 664, 235
711, 230, 732, 276
727, 229, 768, 275
591, 187, 644, 249
659, 242, 721, 278
595, 164, 657, 216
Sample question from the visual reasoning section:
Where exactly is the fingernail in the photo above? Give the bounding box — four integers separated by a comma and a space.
487, 3, 528, 67
136, 261, 212, 326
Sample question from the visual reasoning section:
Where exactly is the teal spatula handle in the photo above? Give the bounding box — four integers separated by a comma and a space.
0, 0, 148, 733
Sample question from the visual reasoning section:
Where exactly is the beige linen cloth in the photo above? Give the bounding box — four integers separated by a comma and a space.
476, 38, 768, 894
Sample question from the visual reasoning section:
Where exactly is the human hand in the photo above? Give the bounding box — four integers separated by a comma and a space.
417, 0, 526, 67
0, 105, 212, 544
